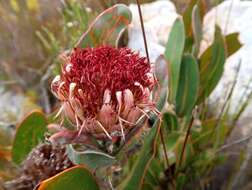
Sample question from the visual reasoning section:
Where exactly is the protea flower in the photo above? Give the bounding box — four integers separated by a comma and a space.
50, 46, 158, 143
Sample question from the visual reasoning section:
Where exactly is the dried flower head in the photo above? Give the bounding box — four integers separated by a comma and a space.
51, 46, 158, 141
4, 143, 73, 190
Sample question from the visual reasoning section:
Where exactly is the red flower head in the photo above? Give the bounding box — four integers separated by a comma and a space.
51, 46, 157, 141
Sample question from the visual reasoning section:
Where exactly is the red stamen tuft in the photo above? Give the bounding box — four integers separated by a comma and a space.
60, 46, 153, 117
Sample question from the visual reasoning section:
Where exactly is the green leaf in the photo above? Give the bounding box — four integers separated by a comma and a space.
149, 56, 169, 126
183, 0, 205, 53
225, 32, 242, 57
141, 183, 154, 190
166, 132, 181, 151
176, 173, 187, 190
142, 159, 164, 189
38, 166, 100, 190
66, 145, 115, 170
191, 118, 230, 150
118, 121, 160, 190
148, 158, 164, 178
191, 119, 215, 148
183, 0, 205, 36
162, 112, 179, 132
164, 17, 185, 104
75, 4, 132, 48
144, 169, 159, 187
12, 110, 47, 165
176, 137, 194, 167
197, 26, 226, 103
154, 55, 169, 112
183, 0, 197, 36
184, 36, 194, 53
192, 5, 202, 56
176, 55, 199, 116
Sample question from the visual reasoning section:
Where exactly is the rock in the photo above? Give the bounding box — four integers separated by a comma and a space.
128, 0, 179, 63
128, 0, 252, 118
0, 88, 39, 127
127, 1, 252, 188
201, 0, 252, 117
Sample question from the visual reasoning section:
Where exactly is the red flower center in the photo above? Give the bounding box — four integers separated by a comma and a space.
58, 46, 154, 118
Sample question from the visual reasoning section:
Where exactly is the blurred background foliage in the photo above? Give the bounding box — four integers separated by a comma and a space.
0, 0, 220, 115
1, 0, 252, 190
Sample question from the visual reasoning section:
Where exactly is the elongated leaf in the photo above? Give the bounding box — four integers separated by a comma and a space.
197, 26, 226, 103
149, 56, 169, 126
175, 137, 194, 167
142, 159, 166, 190
192, 5, 202, 56
76, 4, 132, 48
183, 0, 205, 53
191, 119, 229, 148
176, 174, 187, 190
183, 0, 205, 36
164, 17, 185, 104
12, 110, 47, 165
144, 170, 159, 187
225, 32, 242, 57
38, 166, 100, 190
118, 121, 161, 190
154, 55, 169, 112
162, 112, 179, 132
141, 183, 154, 190
66, 145, 115, 169
166, 132, 181, 151
176, 55, 199, 116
